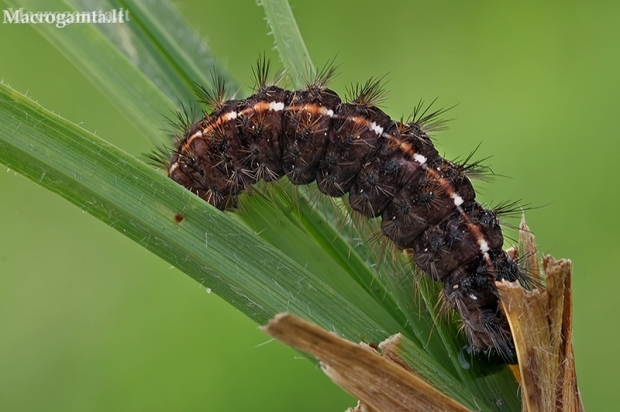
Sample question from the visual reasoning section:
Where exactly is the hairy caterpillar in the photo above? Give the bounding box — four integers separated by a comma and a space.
151, 60, 527, 364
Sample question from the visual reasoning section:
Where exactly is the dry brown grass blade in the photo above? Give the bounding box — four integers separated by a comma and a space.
496, 217, 584, 412
262, 313, 470, 412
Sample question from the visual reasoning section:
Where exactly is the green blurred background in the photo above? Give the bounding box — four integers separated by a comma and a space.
1, 0, 619, 410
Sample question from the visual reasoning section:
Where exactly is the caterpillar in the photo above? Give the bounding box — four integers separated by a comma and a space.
152, 60, 527, 364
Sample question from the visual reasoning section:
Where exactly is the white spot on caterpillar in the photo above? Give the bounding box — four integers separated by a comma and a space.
224, 111, 237, 120
169, 162, 179, 173
469, 293, 478, 301
478, 238, 490, 253
189, 130, 203, 139
269, 102, 285, 111
413, 154, 427, 165
451, 193, 464, 206
369, 122, 383, 135
319, 107, 334, 117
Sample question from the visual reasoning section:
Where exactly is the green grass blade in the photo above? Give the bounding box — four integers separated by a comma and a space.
8, 0, 237, 144
5, 0, 178, 143
392, 336, 489, 410
260, 0, 315, 87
